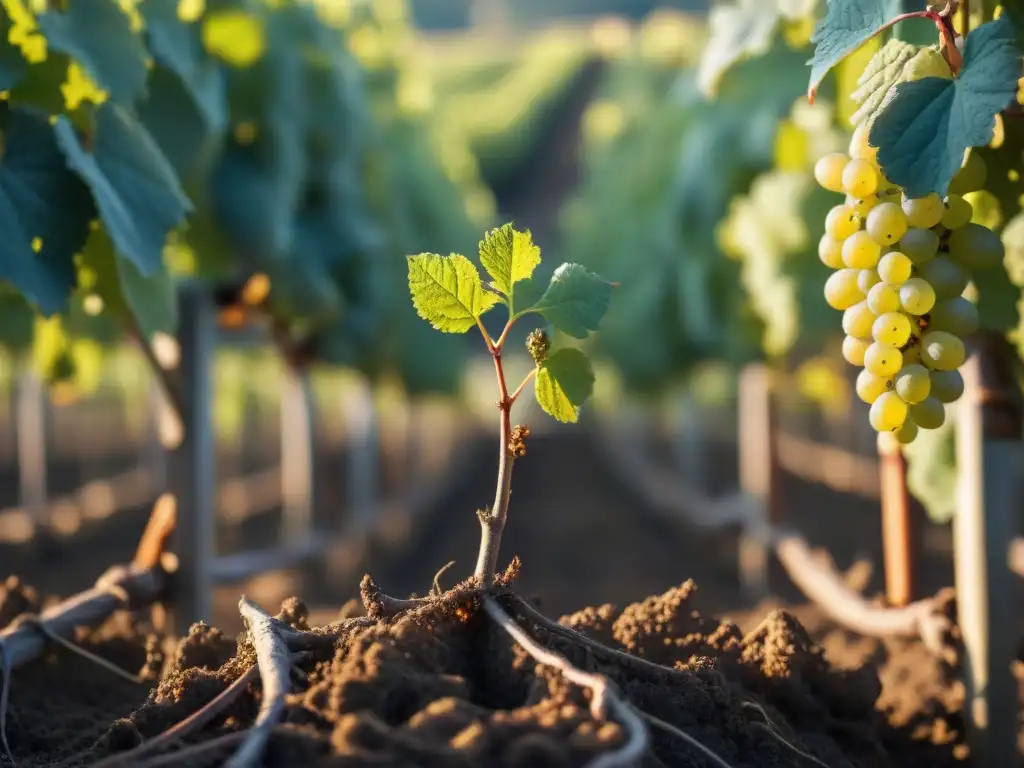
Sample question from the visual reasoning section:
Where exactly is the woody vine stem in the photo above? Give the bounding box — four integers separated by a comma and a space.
474, 316, 537, 583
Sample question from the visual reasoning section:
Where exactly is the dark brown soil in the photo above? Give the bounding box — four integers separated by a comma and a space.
0, 567, 986, 768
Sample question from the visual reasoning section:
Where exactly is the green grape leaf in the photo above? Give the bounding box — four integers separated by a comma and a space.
0, 12, 27, 90
849, 39, 918, 125
523, 263, 612, 339
477, 223, 541, 304
53, 102, 192, 275
0, 108, 94, 314
407, 253, 499, 333
38, 0, 149, 105
139, 0, 227, 134
697, 0, 781, 97
870, 16, 1020, 198
78, 228, 177, 339
534, 347, 594, 424
808, 0, 926, 99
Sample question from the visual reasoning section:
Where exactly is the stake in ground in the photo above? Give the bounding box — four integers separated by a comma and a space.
406, 222, 612, 581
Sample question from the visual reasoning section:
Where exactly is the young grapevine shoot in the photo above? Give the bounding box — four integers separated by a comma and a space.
407, 223, 611, 579
810, 2, 1020, 444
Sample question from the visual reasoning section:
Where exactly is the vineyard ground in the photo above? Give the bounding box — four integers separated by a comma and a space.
3, 430, 1021, 765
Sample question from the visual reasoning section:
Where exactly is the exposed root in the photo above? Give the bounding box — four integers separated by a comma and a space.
504, 593, 689, 683
359, 558, 521, 621
89, 667, 259, 768
482, 597, 649, 768
0, 500, 175, 766
224, 598, 296, 768
742, 701, 829, 768
431, 561, 457, 595
770, 528, 952, 651
642, 712, 735, 768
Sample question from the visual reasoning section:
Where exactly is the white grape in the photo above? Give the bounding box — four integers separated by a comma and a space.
894, 364, 930, 404
824, 269, 864, 310
870, 391, 908, 431
899, 278, 936, 315
856, 369, 893, 403
866, 202, 908, 245
902, 194, 944, 229
814, 153, 850, 193
910, 397, 945, 429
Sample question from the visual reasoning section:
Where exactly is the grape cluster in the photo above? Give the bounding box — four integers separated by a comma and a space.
813, 125, 1003, 443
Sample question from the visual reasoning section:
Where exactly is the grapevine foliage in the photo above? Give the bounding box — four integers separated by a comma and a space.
0, 0, 494, 398
408, 223, 610, 423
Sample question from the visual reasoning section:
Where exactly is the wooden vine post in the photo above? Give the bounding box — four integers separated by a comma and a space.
168, 284, 217, 629
877, 432, 915, 606
15, 368, 48, 539
737, 362, 781, 599
954, 332, 1021, 767
279, 367, 316, 549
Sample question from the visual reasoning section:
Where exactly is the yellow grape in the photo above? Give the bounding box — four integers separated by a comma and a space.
866, 201, 908, 245
902, 344, 922, 365
843, 301, 876, 338
899, 277, 936, 315
847, 194, 880, 218
941, 194, 973, 229
893, 418, 918, 444
824, 268, 864, 310
864, 342, 903, 377
843, 158, 879, 197
818, 234, 844, 268
866, 282, 900, 314
814, 153, 850, 193
869, 391, 908, 431
856, 368, 893, 403
877, 251, 912, 284
872, 312, 912, 347
910, 396, 945, 429
857, 268, 881, 294
843, 335, 870, 366
825, 204, 860, 239
894, 363, 931, 403
902, 194, 944, 228
842, 230, 882, 268
849, 122, 878, 162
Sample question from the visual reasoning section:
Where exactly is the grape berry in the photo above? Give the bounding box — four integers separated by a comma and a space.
814, 143, 1001, 443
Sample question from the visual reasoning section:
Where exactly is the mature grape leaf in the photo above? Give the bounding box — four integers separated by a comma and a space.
0, 107, 94, 313
848, 39, 918, 125
78, 228, 177, 339
478, 223, 541, 304
37, 0, 149, 105
53, 102, 192, 275
525, 263, 612, 339
139, 0, 227, 134
697, 0, 781, 97
534, 347, 594, 424
0, 11, 27, 90
136, 65, 218, 179
407, 253, 499, 333
871, 17, 1020, 197
808, 0, 927, 98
